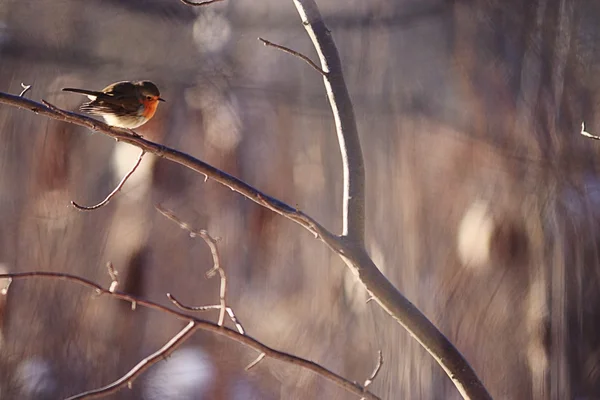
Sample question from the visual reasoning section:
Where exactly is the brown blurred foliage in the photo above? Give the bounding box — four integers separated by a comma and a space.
1, 0, 600, 399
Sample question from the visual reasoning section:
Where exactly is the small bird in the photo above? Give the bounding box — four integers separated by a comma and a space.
62, 80, 165, 129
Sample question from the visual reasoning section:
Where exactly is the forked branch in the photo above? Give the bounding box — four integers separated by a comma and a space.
292, 1, 490, 398
0, 272, 379, 400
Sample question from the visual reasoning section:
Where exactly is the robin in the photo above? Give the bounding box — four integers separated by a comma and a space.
62, 80, 165, 129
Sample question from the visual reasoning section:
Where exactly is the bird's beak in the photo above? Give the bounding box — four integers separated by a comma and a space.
158, 97, 166, 102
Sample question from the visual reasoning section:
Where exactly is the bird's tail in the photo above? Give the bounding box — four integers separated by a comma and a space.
62, 88, 105, 97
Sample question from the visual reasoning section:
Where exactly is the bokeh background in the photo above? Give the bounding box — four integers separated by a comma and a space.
1, 0, 600, 399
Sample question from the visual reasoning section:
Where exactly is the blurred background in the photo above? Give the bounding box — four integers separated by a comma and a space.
0, 0, 600, 399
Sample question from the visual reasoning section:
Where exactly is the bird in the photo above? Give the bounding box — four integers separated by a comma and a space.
62, 80, 165, 129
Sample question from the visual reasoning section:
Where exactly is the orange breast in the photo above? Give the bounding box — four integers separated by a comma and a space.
141, 98, 159, 119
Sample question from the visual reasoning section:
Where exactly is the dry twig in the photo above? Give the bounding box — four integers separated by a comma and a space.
156, 205, 231, 328
245, 352, 266, 371
364, 350, 383, 388
72, 149, 145, 211
167, 293, 245, 334
258, 37, 327, 76
19, 83, 31, 97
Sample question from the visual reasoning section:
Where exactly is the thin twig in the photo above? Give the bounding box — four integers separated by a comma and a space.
245, 353, 266, 371
258, 37, 327, 76
363, 350, 383, 388
66, 321, 197, 400
19, 83, 31, 97
167, 293, 245, 334
156, 205, 228, 326
581, 122, 600, 140
0, 271, 379, 400
180, 0, 224, 6
72, 149, 145, 211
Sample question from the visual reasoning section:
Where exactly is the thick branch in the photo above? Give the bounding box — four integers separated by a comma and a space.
344, 248, 491, 400
293, 0, 365, 244
0, 272, 379, 400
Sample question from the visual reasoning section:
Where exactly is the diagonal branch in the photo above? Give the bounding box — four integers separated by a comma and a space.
0, 92, 334, 242
66, 321, 197, 400
0, 271, 380, 400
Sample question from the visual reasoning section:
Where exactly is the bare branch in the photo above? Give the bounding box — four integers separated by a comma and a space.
72, 149, 145, 211
293, 0, 365, 244
292, 1, 490, 399
167, 293, 245, 334
258, 37, 327, 76
65, 321, 197, 400
180, 0, 224, 6
156, 205, 228, 326
19, 83, 31, 97
0, 92, 331, 240
0, 271, 379, 400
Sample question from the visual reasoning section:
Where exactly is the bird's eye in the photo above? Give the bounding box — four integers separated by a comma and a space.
146, 95, 153, 101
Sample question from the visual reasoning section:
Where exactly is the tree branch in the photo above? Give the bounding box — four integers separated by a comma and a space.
0, 92, 334, 242
291, 1, 491, 399
293, 0, 365, 245
0, 272, 379, 400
